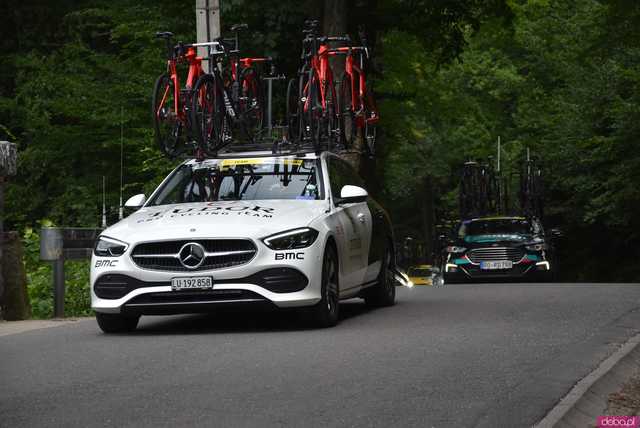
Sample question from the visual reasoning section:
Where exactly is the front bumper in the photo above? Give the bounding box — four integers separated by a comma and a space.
444, 260, 551, 282
91, 239, 325, 314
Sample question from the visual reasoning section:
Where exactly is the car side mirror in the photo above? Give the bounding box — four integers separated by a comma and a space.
337, 185, 368, 205
124, 194, 146, 209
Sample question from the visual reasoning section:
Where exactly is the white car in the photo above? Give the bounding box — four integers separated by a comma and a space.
91, 151, 397, 332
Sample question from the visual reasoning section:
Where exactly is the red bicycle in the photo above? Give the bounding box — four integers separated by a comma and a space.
287, 20, 349, 150
335, 29, 379, 155
191, 24, 274, 155
152, 32, 208, 157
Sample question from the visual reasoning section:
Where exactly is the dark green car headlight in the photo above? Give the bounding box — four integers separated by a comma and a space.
525, 242, 547, 252
262, 228, 319, 250
94, 236, 128, 257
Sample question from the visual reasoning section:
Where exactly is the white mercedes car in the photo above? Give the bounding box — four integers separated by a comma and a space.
91, 151, 397, 332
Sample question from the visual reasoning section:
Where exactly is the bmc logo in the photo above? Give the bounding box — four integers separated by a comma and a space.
95, 260, 118, 268
275, 252, 304, 261
598, 416, 638, 428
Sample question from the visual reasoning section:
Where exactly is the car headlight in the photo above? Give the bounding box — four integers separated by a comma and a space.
446, 246, 467, 253
525, 242, 547, 252
262, 228, 319, 250
94, 236, 128, 257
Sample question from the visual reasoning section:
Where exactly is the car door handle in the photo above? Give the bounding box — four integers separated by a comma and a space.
357, 213, 366, 223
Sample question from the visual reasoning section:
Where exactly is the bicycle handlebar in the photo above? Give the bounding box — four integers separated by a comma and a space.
155, 31, 174, 39
325, 36, 351, 43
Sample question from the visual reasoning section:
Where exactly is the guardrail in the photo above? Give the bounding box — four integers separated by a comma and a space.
40, 227, 102, 318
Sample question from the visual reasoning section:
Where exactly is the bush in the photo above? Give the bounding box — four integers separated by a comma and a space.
23, 224, 92, 318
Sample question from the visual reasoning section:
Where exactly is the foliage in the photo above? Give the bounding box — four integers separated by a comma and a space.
376, 0, 640, 280
22, 223, 92, 318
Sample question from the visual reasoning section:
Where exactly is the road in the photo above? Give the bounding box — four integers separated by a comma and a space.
2, 283, 640, 427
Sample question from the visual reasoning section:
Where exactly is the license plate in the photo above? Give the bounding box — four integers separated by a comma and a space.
171, 276, 213, 291
480, 261, 513, 270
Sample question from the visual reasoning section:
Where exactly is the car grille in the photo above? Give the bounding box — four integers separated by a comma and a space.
467, 247, 524, 263
131, 239, 257, 272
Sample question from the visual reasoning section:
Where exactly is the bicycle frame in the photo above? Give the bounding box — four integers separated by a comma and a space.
304, 43, 338, 114
156, 46, 204, 124
330, 46, 378, 128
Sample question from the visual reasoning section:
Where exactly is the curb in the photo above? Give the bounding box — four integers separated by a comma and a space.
535, 332, 640, 427
0, 318, 91, 338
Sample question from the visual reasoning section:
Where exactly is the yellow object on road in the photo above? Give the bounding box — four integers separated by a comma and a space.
408, 264, 433, 286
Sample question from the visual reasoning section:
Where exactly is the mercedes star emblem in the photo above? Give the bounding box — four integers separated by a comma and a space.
178, 242, 206, 269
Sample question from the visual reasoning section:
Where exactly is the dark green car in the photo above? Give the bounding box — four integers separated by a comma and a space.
441, 216, 557, 283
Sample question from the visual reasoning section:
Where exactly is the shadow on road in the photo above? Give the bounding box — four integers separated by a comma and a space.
131, 299, 378, 335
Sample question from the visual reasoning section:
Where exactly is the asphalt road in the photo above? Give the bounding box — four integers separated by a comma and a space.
2, 283, 640, 428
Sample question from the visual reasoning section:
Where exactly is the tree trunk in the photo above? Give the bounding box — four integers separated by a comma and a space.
1, 232, 31, 320
421, 176, 435, 264
323, 0, 348, 37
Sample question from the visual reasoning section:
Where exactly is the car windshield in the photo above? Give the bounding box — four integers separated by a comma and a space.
147, 157, 323, 206
408, 268, 431, 277
459, 219, 532, 237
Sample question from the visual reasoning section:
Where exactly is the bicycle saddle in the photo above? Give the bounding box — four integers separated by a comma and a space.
231, 23, 248, 31
156, 31, 174, 39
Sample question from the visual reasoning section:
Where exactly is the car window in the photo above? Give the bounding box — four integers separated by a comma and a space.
458, 219, 532, 238
327, 156, 365, 200
148, 157, 323, 206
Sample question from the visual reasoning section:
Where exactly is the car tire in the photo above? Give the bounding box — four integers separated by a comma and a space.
96, 312, 140, 334
306, 244, 340, 328
364, 244, 396, 307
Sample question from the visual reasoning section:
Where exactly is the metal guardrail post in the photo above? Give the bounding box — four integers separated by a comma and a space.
40, 227, 64, 318
53, 258, 65, 318
40, 227, 102, 318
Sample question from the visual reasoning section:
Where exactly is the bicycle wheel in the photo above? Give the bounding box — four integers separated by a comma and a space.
364, 120, 377, 157
239, 67, 264, 136
300, 69, 321, 148
338, 73, 356, 149
152, 74, 182, 157
363, 88, 378, 156
460, 176, 471, 219
191, 74, 225, 156
286, 78, 301, 141
323, 80, 339, 151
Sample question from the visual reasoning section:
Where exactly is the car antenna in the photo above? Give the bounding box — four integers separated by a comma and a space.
119, 106, 124, 221
102, 176, 107, 229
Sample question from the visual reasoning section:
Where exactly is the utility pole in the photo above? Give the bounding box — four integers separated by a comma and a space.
195, 0, 221, 73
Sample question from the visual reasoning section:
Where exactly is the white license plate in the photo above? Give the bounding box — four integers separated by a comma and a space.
480, 261, 513, 270
171, 276, 213, 291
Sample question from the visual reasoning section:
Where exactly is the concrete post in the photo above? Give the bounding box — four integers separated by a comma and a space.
195, 0, 221, 73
